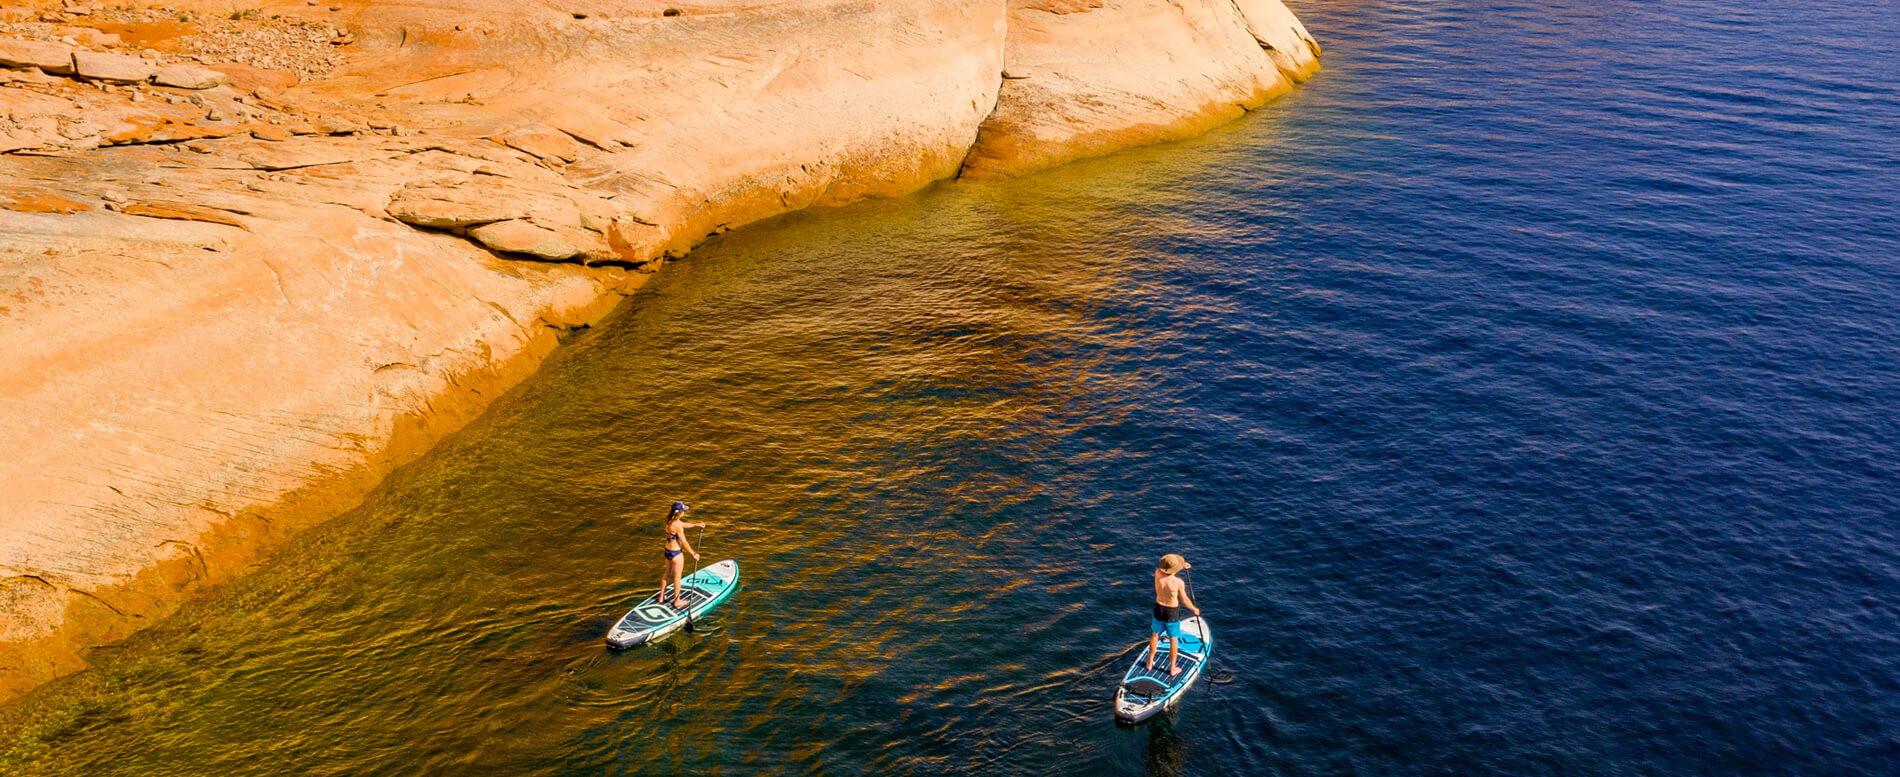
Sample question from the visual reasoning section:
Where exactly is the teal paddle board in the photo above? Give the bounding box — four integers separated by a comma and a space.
605, 559, 739, 648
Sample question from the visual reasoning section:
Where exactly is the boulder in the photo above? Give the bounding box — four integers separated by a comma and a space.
72, 51, 156, 84
0, 39, 75, 75
152, 64, 227, 90
468, 219, 580, 260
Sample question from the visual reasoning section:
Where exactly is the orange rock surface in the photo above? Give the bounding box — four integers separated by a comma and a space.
0, 0, 1318, 700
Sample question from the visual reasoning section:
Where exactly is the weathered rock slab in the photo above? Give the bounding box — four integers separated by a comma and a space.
0, 38, 73, 74
496, 124, 580, 164
386, 194, 527, 229
72, 51, 157, 84
468, 219, 580, 260
153, 63, 227, 90
120, 200, 246, 228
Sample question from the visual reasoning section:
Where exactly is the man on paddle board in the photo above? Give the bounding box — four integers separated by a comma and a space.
658, 501, 705, 609
1148, 553, 1201, 676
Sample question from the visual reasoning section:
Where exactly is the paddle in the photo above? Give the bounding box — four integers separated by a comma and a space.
1184, 570, 1199, 628
1183, 571, 1235, 684
684, 524, 706, 634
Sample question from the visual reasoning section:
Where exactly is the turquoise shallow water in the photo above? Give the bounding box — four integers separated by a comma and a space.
7, 0, 1900, 774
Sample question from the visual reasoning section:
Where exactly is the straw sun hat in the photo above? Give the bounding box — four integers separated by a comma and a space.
1157, 554, 1190, 574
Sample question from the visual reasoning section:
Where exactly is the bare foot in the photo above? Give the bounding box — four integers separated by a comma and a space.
1169, 664, 1182, 677
672, 600, 686, 609
1145, 659, 1155, 672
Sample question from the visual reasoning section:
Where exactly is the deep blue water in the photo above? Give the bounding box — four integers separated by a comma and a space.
8, 0, 1900, 775
1162, 1, 1900, 773
1170, 3, 1900, 771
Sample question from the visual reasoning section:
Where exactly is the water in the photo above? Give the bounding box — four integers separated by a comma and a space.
6, 0, 1899, 774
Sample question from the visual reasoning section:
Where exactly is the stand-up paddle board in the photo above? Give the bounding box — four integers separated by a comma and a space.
1114, 615, 1212, 724
605, 559, 740, 648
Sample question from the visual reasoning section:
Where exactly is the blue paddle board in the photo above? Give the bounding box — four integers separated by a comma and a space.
1114, 615, 1212, 723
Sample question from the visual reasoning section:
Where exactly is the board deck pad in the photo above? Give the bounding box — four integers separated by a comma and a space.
606, 560, 739, 648
1120, 650, 1205, 701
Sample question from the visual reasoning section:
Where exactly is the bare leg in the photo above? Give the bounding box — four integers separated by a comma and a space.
669, 556, 687, 608
1168, 636, 1181, 676
1145, 632, 1161, 671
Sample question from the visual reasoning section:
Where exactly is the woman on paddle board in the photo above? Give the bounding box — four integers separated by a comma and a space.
659, 501, 705, 609
1148, 553, 1201, 676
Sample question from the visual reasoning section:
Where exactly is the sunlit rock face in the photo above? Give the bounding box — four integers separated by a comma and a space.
959, 0, 1321, 178
0, 0, 1316, 699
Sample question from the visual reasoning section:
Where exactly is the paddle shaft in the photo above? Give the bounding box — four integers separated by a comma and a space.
1184, 571, 1197, 616
1182, 571, 1235, 684
684, 524, 705, 633
1185, 571, 1211, 641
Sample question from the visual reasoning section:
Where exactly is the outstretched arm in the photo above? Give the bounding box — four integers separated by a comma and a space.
679, 530, 699, 561
1180, 582, 1200, 615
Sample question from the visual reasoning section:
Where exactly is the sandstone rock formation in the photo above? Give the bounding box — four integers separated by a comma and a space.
963, 0, 1320, 177
0, 0, 1318, 701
